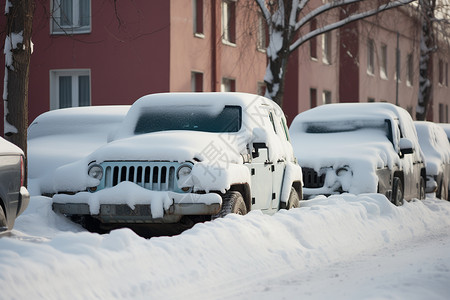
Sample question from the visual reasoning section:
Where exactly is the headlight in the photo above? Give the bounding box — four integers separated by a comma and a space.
177, 164, 193, 192
88, 164, 103, 180
177, 165, 192, 179
336, 166, 351, 177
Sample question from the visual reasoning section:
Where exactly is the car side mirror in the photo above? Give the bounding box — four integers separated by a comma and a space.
399, 137, 414, 155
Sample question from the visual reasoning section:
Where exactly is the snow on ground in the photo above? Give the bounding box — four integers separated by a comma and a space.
1, 193, 450, 300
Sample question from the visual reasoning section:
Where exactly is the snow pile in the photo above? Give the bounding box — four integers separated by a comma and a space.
1, 193, 450, 299
415, 121, 450, 176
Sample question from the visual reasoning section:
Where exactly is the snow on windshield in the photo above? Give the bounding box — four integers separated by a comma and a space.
134, 105, 242, 134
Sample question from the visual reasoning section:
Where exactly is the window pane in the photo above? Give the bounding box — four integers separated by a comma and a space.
60, 0, 73, 26
59, 76, 72, 108
193, 0, 203, 34
78, 75, 90, 106
79, 0, 90, 27
310, 20, 317, 59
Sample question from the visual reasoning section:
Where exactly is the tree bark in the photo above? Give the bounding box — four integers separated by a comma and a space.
4, 0, 34, 157
416, 0, 436, 121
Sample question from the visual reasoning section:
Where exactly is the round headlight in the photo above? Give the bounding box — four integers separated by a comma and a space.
177, 165, 192, 180
336, 166, 351, 177
88, 164, 103, 180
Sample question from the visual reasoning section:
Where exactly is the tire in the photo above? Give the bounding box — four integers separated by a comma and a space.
0, 205, 7, 232
419, 177, 426, 200
280, 187, 300, 210
213, 191, 247, 219
391, 177, 404, 206
437, 178, 448, 200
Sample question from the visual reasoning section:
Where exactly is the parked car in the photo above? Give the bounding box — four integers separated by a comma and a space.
46, 93, 303, 231
289, 102, 426, 205
437, 123, 450, 143
0, 137, 30, 231
415, 121, 450, 200
28, 106, 130, 195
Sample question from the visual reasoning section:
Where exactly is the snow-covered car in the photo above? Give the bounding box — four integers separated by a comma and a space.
289, 102, 426, 205
47, 93, 303, 230
415, 121, 450, 199
27, 106, 130, 195
437, 123, 450, 143
0, 137, 30, 231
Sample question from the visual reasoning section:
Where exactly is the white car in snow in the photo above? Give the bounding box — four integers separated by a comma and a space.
415, 121, 450, 200
47, 93, 303, 231
289, 102, 426, 205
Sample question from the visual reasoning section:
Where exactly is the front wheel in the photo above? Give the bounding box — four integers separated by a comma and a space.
391, 177, 404, 206
213, 191, 247, 219
419, 177, 426, 200
280, 187, 300, 210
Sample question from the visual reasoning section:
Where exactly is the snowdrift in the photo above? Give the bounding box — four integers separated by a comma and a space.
1, 194, 449, 299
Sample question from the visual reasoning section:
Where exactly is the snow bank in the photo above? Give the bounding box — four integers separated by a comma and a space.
2, 194, 450, 299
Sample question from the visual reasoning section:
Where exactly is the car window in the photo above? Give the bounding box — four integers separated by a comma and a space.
134, 105, 242, 134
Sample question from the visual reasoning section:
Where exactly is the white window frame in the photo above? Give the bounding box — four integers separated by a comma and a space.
221, 77, 235, 92
257, 14, 266, 51
51, 0, 91, 35
322, 90, 332, 105
322, 32, 332, 65
222, 0, 236, 45
50, 69, 91, 110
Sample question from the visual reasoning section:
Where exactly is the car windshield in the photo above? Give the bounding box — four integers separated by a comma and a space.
134, 105, 242, 134
303, 119, 393, 144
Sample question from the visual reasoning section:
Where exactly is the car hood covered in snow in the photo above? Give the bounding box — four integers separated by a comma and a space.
291, 128, 400, 194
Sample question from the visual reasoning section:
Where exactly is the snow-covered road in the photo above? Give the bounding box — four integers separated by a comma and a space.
1, 194, 450, 300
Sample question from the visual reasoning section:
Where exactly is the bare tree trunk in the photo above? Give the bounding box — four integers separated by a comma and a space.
416, 0, 435, 121
4, 0, 34, 157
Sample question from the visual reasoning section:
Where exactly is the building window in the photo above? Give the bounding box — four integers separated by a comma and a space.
439, 59, 444, 85
368, 97, 375, 102
51, 0, 91, 34
221, 78, 236, 92
257, 14, 267, 51
322, 90, 332, 104
406, 53, 413, 86
446, 62, 449, 87
222, 0, 236, 44
257, 82, 266, 96
439, 103, 445, 123
193, 0, 204, 36
191, 72, 203, 92
367, 38, 375, 75
310, 19, 317, 59
380, 44, 388, 79
310, 88, 317, 108
322, 32, 332, 64
50, 70, 91, 109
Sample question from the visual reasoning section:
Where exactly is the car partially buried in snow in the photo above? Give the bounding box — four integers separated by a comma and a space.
0, 137, 30, 231
47, 93, 303, 231
415, 121, 450, 200
289, 102, 426, 205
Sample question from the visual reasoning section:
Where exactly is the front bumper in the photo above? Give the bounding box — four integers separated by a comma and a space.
52, 185, 222, 224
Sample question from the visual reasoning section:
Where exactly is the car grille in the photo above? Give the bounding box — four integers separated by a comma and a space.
97, 161, 185, 192
302, 167, 325, 188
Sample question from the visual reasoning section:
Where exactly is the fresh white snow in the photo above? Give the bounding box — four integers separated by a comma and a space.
1, 193, 449, 299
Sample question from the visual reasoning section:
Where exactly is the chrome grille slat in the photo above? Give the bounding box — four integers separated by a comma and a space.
99, 162, 182, 192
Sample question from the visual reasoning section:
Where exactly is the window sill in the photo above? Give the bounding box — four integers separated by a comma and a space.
310, 57, 318, 62
222, 40, 236, 47
194, 33, 205, 39
51, 28, 91, 35
257, 48, 266, 53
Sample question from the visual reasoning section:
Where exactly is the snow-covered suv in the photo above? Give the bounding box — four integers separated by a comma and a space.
289, 102, 426, 205
49, 93, 303, 230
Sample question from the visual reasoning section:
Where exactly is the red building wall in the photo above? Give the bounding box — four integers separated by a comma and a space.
27, 1, 171, 124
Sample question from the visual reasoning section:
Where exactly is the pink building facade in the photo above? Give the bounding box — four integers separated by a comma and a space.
1, 1, 448, 134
